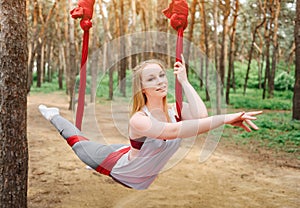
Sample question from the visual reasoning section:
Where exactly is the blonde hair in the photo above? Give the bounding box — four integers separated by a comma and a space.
131, 59, 170, 122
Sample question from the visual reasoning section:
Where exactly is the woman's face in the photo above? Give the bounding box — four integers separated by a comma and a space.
141, 63, 168, 98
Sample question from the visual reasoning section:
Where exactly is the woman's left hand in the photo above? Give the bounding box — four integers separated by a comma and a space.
225, 111, 263, 132
174, 54, 188, 84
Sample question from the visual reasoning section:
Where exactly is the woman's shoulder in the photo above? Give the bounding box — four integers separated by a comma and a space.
131, 109, 147, 118
130, 110, 148, 126
129, 110, 152, 139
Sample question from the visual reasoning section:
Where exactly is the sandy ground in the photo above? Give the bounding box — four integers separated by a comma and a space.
27, 92, 300, 208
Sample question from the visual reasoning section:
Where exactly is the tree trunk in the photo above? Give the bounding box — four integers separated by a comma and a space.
110, 0, 120, 100
47, 43, 53, 82
257, 30, 264, 89
98, 0, 113, 100
293, 0, 300, 120
226, 0, 239, 105
41, 43, 45, 83
119, 0, 126, 97
68, 0, 77, 110
268, 0, 281, 98
219, 0, 230, 85
63, 0, 70, 95
287, 42, 295, 73
130, 0, 138, 67
55, 9, 64, 90
263, 16, 272, 99
36, 42, 42, 87
244, 0, 266, 95
59, 45, 65, 90
155, 0, 168, 62
27, 0, 39, 93
199, 0, 210, 101
90, 15, 99, 103
0, 0, 28, 207
213, 0, 221, 114
138, 0, 151, 60
185, 0, 197, 76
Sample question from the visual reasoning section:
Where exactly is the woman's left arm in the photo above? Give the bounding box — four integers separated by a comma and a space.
174, 55, 208, 120
181, 81, 208, 119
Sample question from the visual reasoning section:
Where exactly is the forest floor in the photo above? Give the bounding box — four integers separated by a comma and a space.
27, 92, 300, 208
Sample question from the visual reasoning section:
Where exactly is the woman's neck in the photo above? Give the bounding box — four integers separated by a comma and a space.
145, 97, 167, 122
146, 97, 164, 111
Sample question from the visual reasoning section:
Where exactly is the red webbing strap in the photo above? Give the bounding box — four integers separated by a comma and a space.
70, 0, 95, 130
75, 30, 89, 130
66, 135, 89, 147
96, 147, 131, 176
175, 28, 184, 121
163, 0, 188, 121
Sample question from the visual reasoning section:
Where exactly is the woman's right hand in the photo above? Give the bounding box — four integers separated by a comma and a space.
174, 54, 188, 84
224, 111, 263, 132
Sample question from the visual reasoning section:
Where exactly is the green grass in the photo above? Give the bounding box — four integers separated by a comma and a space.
30, 73, 66, 94
229, 88, 292, 110
223, 111, 300, 154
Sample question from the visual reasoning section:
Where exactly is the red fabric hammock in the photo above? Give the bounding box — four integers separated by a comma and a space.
70, 0, 95, 130
163, 0, 188, 121
71, 0, 187, 128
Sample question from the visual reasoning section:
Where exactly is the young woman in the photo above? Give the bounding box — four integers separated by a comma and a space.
39, 55, 262, 190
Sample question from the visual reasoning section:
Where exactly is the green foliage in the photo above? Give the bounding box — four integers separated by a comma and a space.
274, 71, 295, 91
31, 73, 65, 93
233, 61, 295, 91
229, 89, 292, 110
233, 61, 260, 89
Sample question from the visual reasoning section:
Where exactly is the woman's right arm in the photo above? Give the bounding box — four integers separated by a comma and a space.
129, 111, 262, 140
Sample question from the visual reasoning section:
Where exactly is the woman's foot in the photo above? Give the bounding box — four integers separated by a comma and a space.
38, 105, 60, 121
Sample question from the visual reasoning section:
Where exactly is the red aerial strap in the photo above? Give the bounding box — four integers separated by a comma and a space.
66, 135, 89, 147
96, 147, 131, 176
70, 0, 95, 130
163, 0, 188, 121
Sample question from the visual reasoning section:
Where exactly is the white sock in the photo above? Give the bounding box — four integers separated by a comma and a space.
38, 105, 60, 121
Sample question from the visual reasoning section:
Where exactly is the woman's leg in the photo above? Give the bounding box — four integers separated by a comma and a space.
50, 115, 126, 169
72, 141, 126, 169
39, 105, 128, 169
50, 115, 83, 139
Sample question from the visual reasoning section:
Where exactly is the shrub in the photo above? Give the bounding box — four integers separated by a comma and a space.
274, 71, 295, 91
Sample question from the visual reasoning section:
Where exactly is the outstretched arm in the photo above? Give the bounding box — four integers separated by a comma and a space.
129, 110, 262, 140
174, 54, 208, 120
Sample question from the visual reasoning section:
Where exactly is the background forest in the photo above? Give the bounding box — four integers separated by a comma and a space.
1, 0, 299, 206
27, 0, 299, 153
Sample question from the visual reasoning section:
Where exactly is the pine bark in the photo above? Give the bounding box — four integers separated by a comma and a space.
293, 0, 300, 120
226, 0, 239, 104
27, 0, 39, 93
268, 0, 281, 98
244, 0, 266, 95
213, 0, 221, 114
185, 0, 197, 76
262, 5, 272, 99
155, 0, 169, 62
0, 0, 28, 207
219, 0, 230, 85
199, 0, 210, 101
68, 0, 77, 110
119, 0, 127, 97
